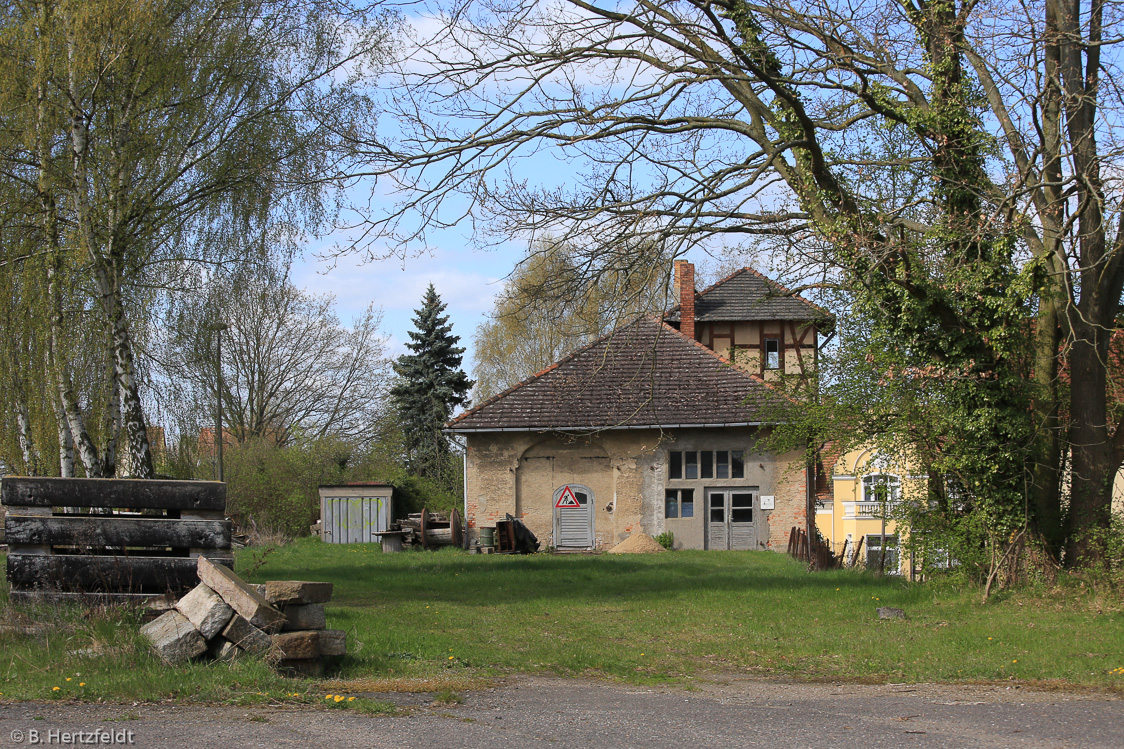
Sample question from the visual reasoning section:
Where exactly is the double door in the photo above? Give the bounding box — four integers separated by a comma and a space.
706, 489, 756, 550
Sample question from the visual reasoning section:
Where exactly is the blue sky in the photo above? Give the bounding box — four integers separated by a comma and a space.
293, 238, 512, 363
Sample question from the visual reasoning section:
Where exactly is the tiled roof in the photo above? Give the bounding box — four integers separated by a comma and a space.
666, 267, 832, 323
446, 317, 788, 432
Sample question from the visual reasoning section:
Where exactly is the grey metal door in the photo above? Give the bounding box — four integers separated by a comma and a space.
323, 495, 388, 544
706, 489, 756, 550
553, 484, 594, 548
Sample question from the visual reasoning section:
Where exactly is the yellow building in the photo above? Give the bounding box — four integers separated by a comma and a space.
825, 447, 1124, 574
821, 446, 926, 575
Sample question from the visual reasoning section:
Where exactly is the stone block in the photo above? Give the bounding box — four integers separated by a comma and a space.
282, 604, 326, 631
221, 615, 271, 655
196, 557, 285, 633
175, 583, 234, 640
264, 580, 334, 605
270, 630, 320, 660
319, 629, 346, 657
208, 638, 239, 662
140, 610, 207, 664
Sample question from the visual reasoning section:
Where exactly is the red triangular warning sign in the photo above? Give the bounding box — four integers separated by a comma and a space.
555, 486, 581, 508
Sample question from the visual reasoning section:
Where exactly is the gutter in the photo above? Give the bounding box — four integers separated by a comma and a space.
445, 422, 768, 434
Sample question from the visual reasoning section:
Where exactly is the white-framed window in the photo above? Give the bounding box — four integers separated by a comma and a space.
665, 488, 695, 519
862, 473, 901, 503
668, 450, 745, 480
764, 338, 780, 369
865, 534, 899, 573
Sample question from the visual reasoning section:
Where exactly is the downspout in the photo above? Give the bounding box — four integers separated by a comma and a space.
463, 440, 470, 550
807, 448, 817, 568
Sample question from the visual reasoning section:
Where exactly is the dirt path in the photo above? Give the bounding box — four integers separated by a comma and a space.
0, 676, 1120, 748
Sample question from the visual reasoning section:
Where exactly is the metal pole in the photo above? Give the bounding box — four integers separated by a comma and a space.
204, 322, 229, 482
215, 326, 224, 483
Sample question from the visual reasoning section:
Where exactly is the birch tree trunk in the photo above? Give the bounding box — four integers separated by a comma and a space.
66, 23, 153, 479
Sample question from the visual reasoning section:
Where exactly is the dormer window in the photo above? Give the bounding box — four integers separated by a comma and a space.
764, 338, 780, 369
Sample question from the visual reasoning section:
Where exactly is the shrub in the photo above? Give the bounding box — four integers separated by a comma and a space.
655, 531, 674, 550
389, 473, 462, 518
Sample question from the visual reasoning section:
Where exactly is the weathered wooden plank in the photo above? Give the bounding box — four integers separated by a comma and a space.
4, 516, 231, 549
8, 590, 174, 607
7, 552, 233, 593
1, 477, 225, 511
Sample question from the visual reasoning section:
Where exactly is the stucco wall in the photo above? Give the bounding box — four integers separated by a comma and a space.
463, 427, 807, 552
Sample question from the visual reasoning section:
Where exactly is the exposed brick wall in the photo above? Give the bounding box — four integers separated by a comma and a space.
767, 461, 808, 549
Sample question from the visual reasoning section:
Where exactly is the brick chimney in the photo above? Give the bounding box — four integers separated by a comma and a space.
675, 260, 696, 340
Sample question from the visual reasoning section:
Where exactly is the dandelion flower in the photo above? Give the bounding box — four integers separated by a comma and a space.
66, 678, 72, 682
52, 687, 60, 692
449, 656, 454, 660
79, 683, 85, 687
334, 695, 345, 703
348, 697, 356, 702
325, 695, 333, 700
1012, 660, 1018, 664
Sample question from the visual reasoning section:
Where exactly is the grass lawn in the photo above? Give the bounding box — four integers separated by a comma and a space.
0, 539, 1121, 705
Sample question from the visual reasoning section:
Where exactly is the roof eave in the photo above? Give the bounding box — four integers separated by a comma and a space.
445, 421, 772, 434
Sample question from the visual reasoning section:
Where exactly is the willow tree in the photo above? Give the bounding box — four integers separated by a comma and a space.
362, 0, 1124, 563
0, 0, 391, 476
473, 238, 671, 400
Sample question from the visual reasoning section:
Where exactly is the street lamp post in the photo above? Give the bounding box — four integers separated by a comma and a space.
203, 322, 229, 482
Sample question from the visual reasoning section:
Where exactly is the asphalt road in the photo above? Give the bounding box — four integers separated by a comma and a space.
0, 676, 1120, 749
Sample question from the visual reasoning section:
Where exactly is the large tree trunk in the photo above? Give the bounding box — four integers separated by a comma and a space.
46, 257, 103, 478
1030, 295, 1064, 556
49, 391, 76, 478
90, 266, 153, 478
10, 338, 43, 476
66, 28, 153, 480
1050, 0, 1124, 563
100, 368, 121, 478
1065, 320, 1117, 564
14, 399, 41, 476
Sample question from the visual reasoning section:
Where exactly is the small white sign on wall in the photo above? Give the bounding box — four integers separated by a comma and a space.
759, 495, 775, 510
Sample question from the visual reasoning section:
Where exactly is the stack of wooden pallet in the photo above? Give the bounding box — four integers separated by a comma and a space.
386, 508, 463, 550
140, 556, 345, 676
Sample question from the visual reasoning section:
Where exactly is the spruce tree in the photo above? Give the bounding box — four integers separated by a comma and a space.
391, 284, 473, 481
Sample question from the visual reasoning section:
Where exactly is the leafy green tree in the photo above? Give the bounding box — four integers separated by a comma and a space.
0, 0, 391, 477
391, 285, 473, 483
473, 238, 670, 400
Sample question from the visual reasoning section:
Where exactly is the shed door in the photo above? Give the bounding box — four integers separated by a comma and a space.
553, 484, 594, 548
324, 495, 387, 544
706, 489, 756, 550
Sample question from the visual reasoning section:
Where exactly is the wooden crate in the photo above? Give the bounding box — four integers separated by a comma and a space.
2, 477, 232, 605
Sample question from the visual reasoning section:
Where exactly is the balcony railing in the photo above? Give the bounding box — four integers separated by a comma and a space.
842, 501, 897, 519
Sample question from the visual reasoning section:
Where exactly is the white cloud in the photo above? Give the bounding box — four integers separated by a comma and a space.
292, 242, 514, 360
